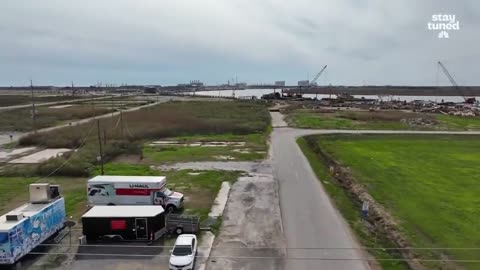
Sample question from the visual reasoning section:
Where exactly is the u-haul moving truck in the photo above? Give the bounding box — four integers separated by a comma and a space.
87, 176, 184, 212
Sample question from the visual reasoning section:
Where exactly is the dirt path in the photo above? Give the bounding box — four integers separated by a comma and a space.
270, 111, 288, 128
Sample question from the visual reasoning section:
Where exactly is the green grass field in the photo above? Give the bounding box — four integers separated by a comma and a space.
288, 111, 407, 129
298, 138, 410, 270
0, 177, 86, 219
301, 135, 480, 269
286, 110, 480, 131
437, 114, 480, 130
96, 163, 240, 221
0, 163, 239, 223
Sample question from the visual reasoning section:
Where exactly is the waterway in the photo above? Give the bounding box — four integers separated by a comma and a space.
188, 89, 476, 103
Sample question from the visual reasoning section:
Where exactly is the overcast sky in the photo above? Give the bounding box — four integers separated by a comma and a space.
1, 0, 479, 86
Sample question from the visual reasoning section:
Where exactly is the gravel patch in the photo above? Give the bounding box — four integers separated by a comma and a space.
153, 161, 272, 174
0, 147, 37, 162
207, 174, 286, 270
49, 104, 74, 109
9, 148, 71, 164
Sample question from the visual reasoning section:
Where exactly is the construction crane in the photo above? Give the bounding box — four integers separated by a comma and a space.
309, 65, 328, 86
437, 61, 476, 104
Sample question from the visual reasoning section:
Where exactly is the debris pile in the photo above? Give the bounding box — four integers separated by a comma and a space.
416, 105, 480, 117
149, 141, 246, 147
446, 108, 479, 117
400, 118, 436, 127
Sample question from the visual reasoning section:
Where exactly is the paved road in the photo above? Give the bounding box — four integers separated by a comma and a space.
271, 128, 371, 270
270, 112, 480, 269
270, 111, 288, 128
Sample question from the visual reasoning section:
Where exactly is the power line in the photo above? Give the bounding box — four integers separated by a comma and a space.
97, 119, 104, 175
112, 114, 122, 130
29, 108, 130, 181
32, 243, 480, 250
30, 80, 37, 134
34, 121, 96, 182
123, 115, 135, 138
24, 252, 480, 263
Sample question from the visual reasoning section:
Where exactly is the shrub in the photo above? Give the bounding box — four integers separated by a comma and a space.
36, 156, 92, 177
30, 139, 142, 177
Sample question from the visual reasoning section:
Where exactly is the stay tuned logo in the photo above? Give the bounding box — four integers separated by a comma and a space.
427, 14, 460, 39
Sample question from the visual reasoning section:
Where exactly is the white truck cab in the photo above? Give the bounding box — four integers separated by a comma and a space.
87, 175, 184, 212
153, 187, 184, 212
169, 234, 197, 270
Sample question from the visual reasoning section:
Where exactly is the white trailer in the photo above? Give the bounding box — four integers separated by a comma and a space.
0, 184, 65, 265
87, 175, 184, 212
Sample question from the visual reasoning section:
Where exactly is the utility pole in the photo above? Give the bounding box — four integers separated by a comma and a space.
91, 93, 96, 117
97, 120, 104, 175
120, 111, 124, 138
30, 80, 37, 134
111, 95, 114, 118
103, 129, 107, 145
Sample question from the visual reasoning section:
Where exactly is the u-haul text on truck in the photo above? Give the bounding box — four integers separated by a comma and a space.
87, 176, 184, 212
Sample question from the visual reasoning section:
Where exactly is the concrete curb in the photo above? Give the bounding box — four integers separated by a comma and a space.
197, 181, 231, 270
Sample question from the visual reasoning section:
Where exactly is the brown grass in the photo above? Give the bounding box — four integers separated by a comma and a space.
0, 95, 80, 107
19, 100, 270, 148
0, 105, 112, 132
11, 101, 270, 177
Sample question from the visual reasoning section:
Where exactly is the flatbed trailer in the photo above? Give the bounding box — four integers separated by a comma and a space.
166, 214, 200, 235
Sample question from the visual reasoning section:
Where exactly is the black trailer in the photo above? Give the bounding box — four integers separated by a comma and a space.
82, 205, 166, 242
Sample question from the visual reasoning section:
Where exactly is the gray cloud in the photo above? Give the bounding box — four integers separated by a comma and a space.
0, 0, 479, 86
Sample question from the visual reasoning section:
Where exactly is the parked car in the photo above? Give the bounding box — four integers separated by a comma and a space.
169, 234, 197, 270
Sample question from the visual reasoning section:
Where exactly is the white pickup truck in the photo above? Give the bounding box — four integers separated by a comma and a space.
87, 175, 184, 212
